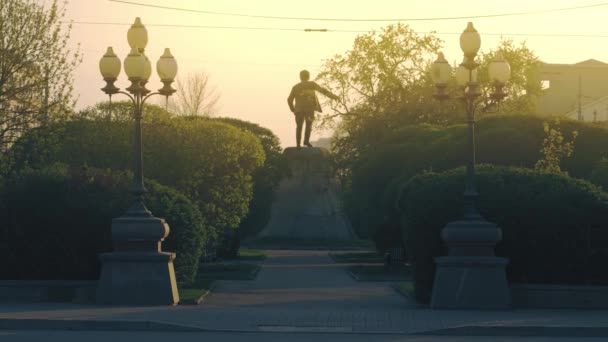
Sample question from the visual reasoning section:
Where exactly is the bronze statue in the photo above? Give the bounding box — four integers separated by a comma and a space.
287, 70, 338, 147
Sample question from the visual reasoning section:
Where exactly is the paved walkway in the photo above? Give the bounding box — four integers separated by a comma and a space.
0, 250, 607, 336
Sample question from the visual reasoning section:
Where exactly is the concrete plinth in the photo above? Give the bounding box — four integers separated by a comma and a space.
259, 147, 354, 241
431, 256, 510, 310
96, 251, 179, 305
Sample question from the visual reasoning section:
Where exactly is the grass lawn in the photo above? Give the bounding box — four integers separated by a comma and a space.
178, 262, 260, 304
393, 281, 415, 299
348, 264, 412, 282
329, 251, 383, 263
234, 249, 266, 261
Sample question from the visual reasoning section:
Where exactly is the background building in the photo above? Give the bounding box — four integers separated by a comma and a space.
537, 59, 608, 121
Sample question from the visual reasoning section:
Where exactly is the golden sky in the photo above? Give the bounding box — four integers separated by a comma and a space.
65, 0, 608, 146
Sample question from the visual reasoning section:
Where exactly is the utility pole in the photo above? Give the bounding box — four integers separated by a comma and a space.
593, 109, 598, 122
578, 73, 583, 121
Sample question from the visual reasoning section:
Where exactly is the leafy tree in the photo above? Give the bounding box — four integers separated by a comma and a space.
0, 0, 81, 151
320, 27, 541, 178
316, 24, 442, 174
317, 23, 442, 120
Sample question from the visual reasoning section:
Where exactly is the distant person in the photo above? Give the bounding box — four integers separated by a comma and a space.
287, 70, 338, 148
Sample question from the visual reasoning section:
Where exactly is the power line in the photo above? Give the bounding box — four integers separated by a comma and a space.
65, 21, 315, 32
64, 21, 608, 38
107, 0, 608, 22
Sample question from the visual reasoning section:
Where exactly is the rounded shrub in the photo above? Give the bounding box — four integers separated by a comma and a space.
6, 116, 265, 251
0, 164, 206, 284
398, 165, 608, 303
213, 117, 288, 239
343, 114, 608, 249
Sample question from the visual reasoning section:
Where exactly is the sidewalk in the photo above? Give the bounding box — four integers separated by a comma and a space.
0, 250, 607, 337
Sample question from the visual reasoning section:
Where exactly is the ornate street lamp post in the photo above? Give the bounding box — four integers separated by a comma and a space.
96, 17, 179, 305
429, 22, 512, 309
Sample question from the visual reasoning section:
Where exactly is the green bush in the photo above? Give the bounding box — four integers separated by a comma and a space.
0, 164, 206, 284
344, 115, 608, 243
590, 157, 608, 191
6, 117, 265, 250
212, 118, 288, 257
398, 165, 608, 303
213, 117, 288, 239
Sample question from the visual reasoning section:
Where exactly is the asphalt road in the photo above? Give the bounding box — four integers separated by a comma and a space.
1, 330, 607, 342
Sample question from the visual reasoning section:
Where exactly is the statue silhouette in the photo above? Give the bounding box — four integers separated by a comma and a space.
287, 70, 338, 147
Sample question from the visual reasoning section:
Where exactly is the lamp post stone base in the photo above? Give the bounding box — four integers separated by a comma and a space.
431, 255, 510, 310
96, 251, 179, 305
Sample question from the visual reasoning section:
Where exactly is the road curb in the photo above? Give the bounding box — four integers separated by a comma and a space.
415, 325, 608, 338
0, 318, 207, 332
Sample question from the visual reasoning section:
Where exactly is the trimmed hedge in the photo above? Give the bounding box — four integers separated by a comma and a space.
6, 117, 265, 250
344, 115, 608, 244
398, 165, 608, 303
211, 118, 288, 257
0, 164, 206, 284
213, 117, 288, 238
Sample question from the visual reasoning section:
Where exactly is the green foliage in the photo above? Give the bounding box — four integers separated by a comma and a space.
476, 39, 541, 114
0, 0, 82, 150
317, 23, 443, 118
398, 165, 608, 303
320, 25, 541, 175
534, 118, 578, 175
343, 115, 608, 241
213, 117, 288, 239
0, 164, 206, 284
76, 101, 173, 123
590, 157, 608, 191
8, 116, 265, 251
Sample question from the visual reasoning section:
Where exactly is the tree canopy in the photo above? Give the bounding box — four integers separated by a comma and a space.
0, 0, 81, 151
316, 24, 541, 174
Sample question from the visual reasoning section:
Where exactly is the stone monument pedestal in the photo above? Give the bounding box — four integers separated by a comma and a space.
259, 147, 354, 241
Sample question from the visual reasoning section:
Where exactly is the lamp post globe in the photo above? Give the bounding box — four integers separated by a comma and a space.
99, 47, 121, 79
431, 52, 452, 85
460, 22, 481, 59
455, 58, 478, 87
127, 17, 148, 52
157, 48, 178, 96
432, 52, 452, 101
157, 48, 178, 82
488, 51, 511, 85
123, 47, 146, 80
99, 47, 121, 94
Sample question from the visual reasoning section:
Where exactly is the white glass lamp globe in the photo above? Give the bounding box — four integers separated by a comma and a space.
124, 47, 146, 79
460, 22, 481, 58
99, 47, 121, 79
141, 52, 152, 81
488, 51, 511, 84
455, 58, 478, 86
157, 48, 178, 81
431, 52, 452, 85
127, 17, 148, 51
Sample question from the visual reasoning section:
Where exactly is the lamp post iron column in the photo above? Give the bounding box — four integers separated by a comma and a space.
429, 22, 512, 309
96, 17, 179, 305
